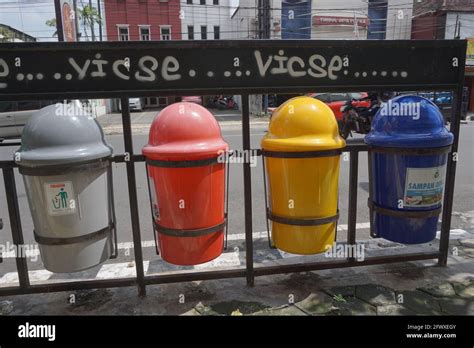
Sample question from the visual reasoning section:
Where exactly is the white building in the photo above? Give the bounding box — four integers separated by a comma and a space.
181, 0, 250, 40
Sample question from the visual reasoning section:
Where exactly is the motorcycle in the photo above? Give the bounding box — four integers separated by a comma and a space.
340, 92, 393, 139
217, 95, 239, 110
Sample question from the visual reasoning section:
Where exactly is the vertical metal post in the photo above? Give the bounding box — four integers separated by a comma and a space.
367, 150, 376, 238
3, 168, 30, 289
242, 94, 254, 286
438, 86, 464, 266
54, 0, 65, 42
97, 0, 103, 41
120, 97, 146, 296
347, 151, 358, 261
73, 0, 80, 41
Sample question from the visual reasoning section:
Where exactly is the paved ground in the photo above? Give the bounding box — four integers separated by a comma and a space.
0, 235, 473, 315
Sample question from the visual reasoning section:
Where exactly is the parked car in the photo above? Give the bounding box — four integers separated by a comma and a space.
129, 97, 144, 111
0, 100, 89, 141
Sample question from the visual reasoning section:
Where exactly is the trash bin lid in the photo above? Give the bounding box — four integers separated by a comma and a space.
365, 95, 453, 148
142, 102, 228, 161
15, 104, 112, 167
261, 96, 345, 152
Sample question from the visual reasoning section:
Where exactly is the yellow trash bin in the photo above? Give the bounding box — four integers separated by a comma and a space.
261, 96, 345, 254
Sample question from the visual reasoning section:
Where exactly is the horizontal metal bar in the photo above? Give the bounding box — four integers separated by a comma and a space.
0, 142, 21, 147
253, 251, 440, 277
0, 277, 137, 296
112, 154, 146, 163
0, 161, 17, 169
0, 85, 461, 101
1, 39, 466, 51
0, 251, 439, 296
144, 268, 247, 285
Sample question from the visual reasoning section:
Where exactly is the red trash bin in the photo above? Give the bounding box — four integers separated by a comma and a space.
142, 102, 229, 265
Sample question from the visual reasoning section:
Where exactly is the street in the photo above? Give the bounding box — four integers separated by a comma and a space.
0, 115, 473, 277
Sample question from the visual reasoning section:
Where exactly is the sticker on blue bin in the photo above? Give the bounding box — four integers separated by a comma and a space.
404, 166, 446, 208
44, 181, 76, 216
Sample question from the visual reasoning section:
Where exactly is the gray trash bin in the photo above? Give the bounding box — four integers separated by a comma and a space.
15, 104, 116, 273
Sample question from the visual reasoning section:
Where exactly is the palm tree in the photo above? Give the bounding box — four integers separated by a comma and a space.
0, 27, 13, 42
79, 2, 101, 41
45, 18, 58, 37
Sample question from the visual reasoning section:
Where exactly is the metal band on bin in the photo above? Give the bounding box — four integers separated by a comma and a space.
267, 209, 339, 226
146, 156, 221, 168
367, 199, 442, 218
367, 145, 452, 156
261, 149, 342, 158
18, 157, 111, 176
33, 223, 113, 246
154, 220, 226, 237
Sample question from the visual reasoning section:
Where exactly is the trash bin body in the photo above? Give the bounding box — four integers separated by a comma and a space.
261, 97, 345, 254
143, 102, 229, 265
365, 95, 453, 244
16, 104, 114, 273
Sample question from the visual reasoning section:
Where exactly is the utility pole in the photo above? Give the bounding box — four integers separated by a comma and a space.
97, 0, 103, 41
73, 0, 80, 41
257, 0, 271, 39
258, 0, 271, 113
54, 0, 65, 41
454, 14, 459, 39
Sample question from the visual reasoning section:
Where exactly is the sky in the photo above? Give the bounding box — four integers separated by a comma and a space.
0, 0, 57, 41
0, 0, 104, 42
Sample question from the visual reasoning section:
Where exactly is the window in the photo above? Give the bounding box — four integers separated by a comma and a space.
139, 26, 150, 40
331, 93, 350, 102
200, 0, 205, 4
187, 0, 192, 3
201, 26, 207, 39
213, 26, 220, 39
160, 26, 171, 40
188, 25, 194, 40
349, 92, 364, 100
314, 94, 330, 103
117, 26, 129, 41
213, 0, 218, 4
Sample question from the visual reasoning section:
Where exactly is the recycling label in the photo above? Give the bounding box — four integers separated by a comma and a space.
44, 181, 76, 216
404, 166, 446, 208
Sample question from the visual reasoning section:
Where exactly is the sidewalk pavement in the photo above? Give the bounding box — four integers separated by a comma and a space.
0, 235, 473, 316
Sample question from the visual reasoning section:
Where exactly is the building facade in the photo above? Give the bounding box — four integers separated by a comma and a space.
104, 0, 181, 42
411, 0, 474, 113
104, 0, 182, 108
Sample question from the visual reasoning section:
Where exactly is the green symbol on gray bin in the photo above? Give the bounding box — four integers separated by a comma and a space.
56, 188, 68, 208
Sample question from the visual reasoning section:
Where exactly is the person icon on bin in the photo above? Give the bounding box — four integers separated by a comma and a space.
56, 188, 68, 208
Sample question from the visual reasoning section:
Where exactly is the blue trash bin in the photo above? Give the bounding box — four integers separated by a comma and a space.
365, 95, 453, 244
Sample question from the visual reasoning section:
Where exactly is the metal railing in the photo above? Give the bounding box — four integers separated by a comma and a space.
0, 40, 466, 297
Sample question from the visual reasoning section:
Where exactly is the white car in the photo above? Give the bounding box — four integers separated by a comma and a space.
0, 100, 89, 141
118, 97, 144, 112
129, 97, 144, 111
